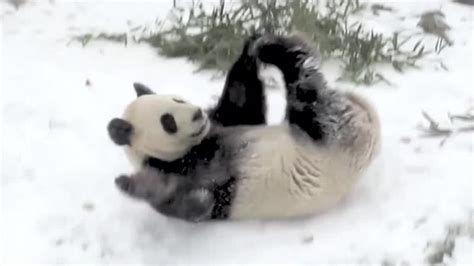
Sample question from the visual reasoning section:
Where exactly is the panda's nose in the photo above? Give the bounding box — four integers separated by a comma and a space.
192, 109, 203, 122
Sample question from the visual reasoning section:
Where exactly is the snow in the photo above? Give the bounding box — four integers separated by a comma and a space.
1, 0, 473, 264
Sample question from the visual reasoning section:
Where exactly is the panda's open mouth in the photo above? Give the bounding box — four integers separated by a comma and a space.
191, 120, 209, 138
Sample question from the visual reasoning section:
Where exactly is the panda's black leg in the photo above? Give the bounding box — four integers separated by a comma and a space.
115, 173, 214, 222
285, 78, 327, 141
252, 34, 329, 141
115, 171, 175, 201
115, 175, 139, 198
208, 35, 266, 126
152, 188, 215, 222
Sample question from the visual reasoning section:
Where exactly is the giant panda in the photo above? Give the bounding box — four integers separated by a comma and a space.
107, 34, 381, 222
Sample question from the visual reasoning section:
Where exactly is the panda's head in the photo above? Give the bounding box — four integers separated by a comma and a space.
108, 83, 211, 164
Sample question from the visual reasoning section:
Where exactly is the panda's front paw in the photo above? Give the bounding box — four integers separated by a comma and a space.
107, 118, 133, 146
115, 175, 135, 194
184, 189, 215, 222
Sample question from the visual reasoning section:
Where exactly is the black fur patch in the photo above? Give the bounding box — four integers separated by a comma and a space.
208, 35, 266, 127
286, 74, 327, 140
133, 82, 155, 97
160, 113, 178, 134
192, 109, 204, 122
107, 118, 133, 145
211, 176, 236, 219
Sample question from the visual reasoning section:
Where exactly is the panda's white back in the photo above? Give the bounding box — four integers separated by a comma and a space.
229, 92, 381, 219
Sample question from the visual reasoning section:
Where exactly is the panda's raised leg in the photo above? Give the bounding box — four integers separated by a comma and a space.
252, 34, 331, 141
208, 36, 266, 126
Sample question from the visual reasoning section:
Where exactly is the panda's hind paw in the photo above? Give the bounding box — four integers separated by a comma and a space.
243, 33, 263, 55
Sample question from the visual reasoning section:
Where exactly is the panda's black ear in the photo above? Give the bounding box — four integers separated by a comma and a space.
133, 82, 155, 97
107, 118, 134, 146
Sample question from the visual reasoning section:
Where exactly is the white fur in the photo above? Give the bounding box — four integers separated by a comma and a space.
229, 92, 381, 219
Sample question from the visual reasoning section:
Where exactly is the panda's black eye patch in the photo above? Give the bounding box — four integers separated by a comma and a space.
173, 98, 186, 104
160, 113, 178, 134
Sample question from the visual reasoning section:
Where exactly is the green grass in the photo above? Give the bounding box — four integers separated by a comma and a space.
73, 0, 451, 86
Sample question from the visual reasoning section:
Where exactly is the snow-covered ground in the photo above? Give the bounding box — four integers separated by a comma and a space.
1, 0, 473, 264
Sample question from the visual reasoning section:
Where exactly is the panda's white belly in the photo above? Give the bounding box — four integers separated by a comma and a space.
229, 93, 380, 219
230, 126, 342, 219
